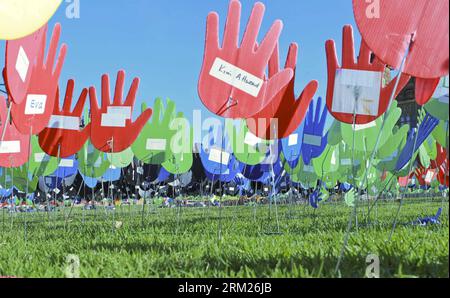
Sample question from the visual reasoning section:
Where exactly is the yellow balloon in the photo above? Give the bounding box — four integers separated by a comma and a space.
0, 0, 62, 40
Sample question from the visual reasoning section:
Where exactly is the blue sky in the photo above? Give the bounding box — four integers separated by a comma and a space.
2, 0, 360, 121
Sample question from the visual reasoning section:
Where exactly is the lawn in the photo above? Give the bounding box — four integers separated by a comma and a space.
0, 197, 448, 278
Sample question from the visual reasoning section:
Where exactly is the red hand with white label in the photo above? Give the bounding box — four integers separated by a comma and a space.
8, 23, 67, 135
5, 24, 47, 105
326, 25, 410, 125
247, 43, 318, 139
38, 79, 90, 158
89, 70, 153, 153
0, 97, 30, 168
198, 0, 293, 119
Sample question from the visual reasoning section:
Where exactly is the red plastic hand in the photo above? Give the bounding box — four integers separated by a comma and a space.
38, 79, 90, 158
198, 0, 293, 119
9, 23, 67, 135
5, 24, 47, 105
325, 25, 411, 124
89, 70, 153, 153
247, 43, 318, 139
430, 144, 447, 170
0, 97, 30, 168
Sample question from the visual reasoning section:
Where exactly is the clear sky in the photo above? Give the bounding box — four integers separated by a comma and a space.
1, 0, 360, 121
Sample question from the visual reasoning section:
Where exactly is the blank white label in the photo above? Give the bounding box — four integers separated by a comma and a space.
303, 165, 315, 173
16, 46, 30, 82
332, 69, 382, 116
244, 132, 261, 146
107, 106, 132, 119
101, 113, 126, 127
34, 153, 50, 162
303, 134, 322, 146
146, 139, 167, 150
47, 115, 80, 130
0, 141, 20, 153
340, 159, 352, 166
25, 94, 47, 115
54, 188, 60, 194
209, 57, 263, 97
59, 159, 74, 167
288, 134, 298, 146
353, 121, 377, 131
208, 147, 230, 165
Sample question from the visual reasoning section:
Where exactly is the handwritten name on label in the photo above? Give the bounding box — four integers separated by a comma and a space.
332, 69, 382, 116
303, 134, 322, 147
146, 139, 167, 151
208, 147, 230, 165
353, 121, 377, 131
47, 115, 80, 130
288, 134, 298, 146
209, 57, 263, 97
0, 141, 21, 153
16, 46, 29, 82
101, 113, 126, 127
25, 94, 47, 115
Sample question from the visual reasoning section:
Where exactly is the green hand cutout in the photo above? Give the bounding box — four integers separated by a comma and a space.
0, 166, 39, 193
28, 135, 58, 177
432, 120, 449, 148
283, 155, 318, 187
107, 147, 134, 168
344, 188, 356, 207
162, 115, 193, 175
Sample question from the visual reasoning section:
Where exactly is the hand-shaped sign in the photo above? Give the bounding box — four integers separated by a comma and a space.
0, 96, 30, 168
281, 118, 304, 169
200, 123, 234, 176
9, 23, 67, 135
132, 98, 179, 164
38, 79, 89, 158
326, 25, 410, 124
29, 135, 58, 177
424, 76, 449, 121
89, 70, 153, 153
247, 43, 318, 139
301, 97, 329, 165
198, 0, 293, 119
5, 24, 46, 104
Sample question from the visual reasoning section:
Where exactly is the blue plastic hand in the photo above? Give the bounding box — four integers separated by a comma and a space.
396, 113, 440, 171
281, 120, 304, 168
309, 189, 323, 209
302, 97, 329, 165
200, 123, 233, 175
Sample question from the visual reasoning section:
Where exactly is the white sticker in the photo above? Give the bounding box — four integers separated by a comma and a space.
303, 165, 315, 173
0, 141, 21, 153
303, 134, 322, 146
288, 134, 298, 146
16, 46, 29, 82
244, 132, 261, 146
34, 153, 50, 162
209, 57, 263, 97
229, 187, 235, 191
107, 106, 132, 119
353, 121, 377, 131
109, 165, 117, 170
47, 115, 80, 130
340, 159, 352, 166
101, 113, 126, 127
332, 69, 382, 116
59, 159, 74, 167
54, 188, 60, 194
146, 139, 167, 151
25, 94, 47, 115
208, 147, 230, 165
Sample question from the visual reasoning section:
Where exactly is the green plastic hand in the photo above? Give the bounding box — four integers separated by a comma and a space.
28, 135, 59, 177
227, 120, 270, 166
0, 166, 39, 193
132, 98, 179, 164
375, 124, 409, 172
424, 76, 449, 121
107, 147, 134, 168
344, 188, 356, 207
284, 155, 318, 187
327, 121, 342, 146
162, 115, 193, 174
432, 120, 449, 148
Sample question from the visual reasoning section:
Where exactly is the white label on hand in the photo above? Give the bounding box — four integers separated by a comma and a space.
303, 165, 315, 173
25, 94, 47, 115
209, 57, 263, 97
0, 141, 20, 153
16, 46, 30, 82
208, 147, 230, 165
303, 134, 322, 146
101, 113, 126, 127
288, 134, 298, 146
47, 115, 80, 130
353, 121, 377, 131
244, 132, 261, 146
54, 188, 60, 194
332, 69, 382, 116
340, 159, 352, 166
59, 159, 74, 167
34, 153, 50, 162
146, 139, 167, 150
107, 106, 132, 119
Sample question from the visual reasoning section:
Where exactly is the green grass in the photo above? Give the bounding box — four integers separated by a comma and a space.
0, 197, 448, 278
